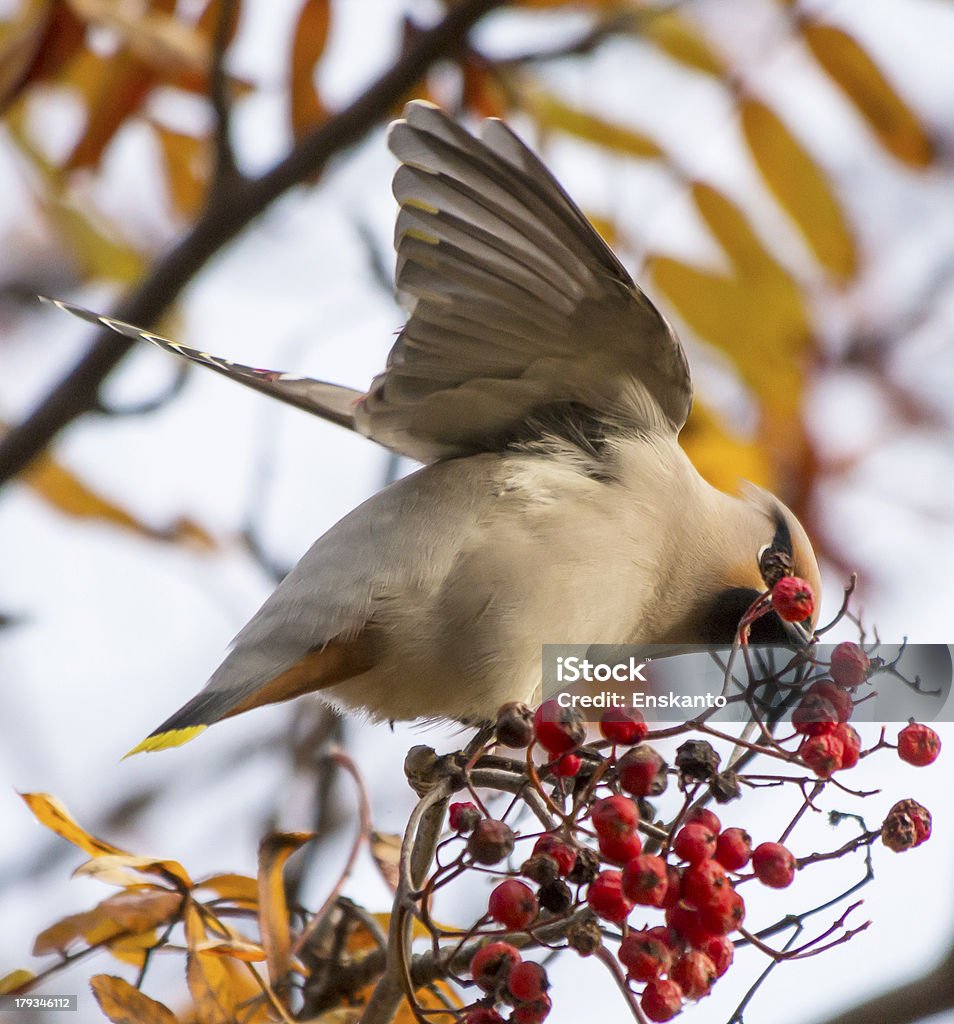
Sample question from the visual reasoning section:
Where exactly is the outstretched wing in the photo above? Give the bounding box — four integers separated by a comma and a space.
40, 297, 362, 430
45, 102, 691, 463
355, 101, 692, 461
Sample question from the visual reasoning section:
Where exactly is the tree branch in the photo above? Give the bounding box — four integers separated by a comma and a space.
0, 0, 506, 488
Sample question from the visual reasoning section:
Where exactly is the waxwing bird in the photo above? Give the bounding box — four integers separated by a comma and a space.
45, 101, 821, 753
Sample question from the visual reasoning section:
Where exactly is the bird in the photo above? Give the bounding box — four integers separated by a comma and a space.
45, 100, 821, 754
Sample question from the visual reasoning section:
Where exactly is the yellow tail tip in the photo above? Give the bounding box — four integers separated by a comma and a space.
123, 725, 207, 759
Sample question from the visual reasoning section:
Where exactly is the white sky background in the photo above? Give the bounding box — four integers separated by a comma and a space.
1, 0, 954, 1021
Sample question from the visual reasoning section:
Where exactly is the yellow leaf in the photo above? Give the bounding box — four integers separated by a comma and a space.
680, 401, 774, 493
20, 792, 126, 858
34, 889, 182, 956
108, 929, 163, 968
153, 122, 209, 218
74, 853, 192, 889
257, 832, 313, 987
289, 0, 330, 139
6, 431, 217, 547
641, 10, 725, 77
801, 22, 933, 169
184, 904, 239, 1024
691, 182, 776, 277
740, 98, 856, 280
196, 872, 259, 904
648, 257, 810, 418
90, 975, 178, 1024
528, 90, 664, 159
0, 970, 35, 994
46, 201, 146, 282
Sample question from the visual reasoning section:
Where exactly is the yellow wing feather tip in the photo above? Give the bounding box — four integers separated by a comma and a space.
123, 726, 207, 759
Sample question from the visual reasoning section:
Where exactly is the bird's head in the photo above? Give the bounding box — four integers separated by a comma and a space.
695, 483, 821, 647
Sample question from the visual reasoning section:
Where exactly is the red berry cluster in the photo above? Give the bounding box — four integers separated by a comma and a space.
465, 943, 551, 1024
441, 625, 941, 1024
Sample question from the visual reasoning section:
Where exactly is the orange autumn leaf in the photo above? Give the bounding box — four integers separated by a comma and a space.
20, 792, 127, 858
0, 0, 86, 111
153, 121, 210, 217
64, 48, 155, 169
289, 0, 331, 138
801, 21, 933, 169
33, 891, 179, 957
257, 832, 313, 986
91, 975, 178, 1024
196, 872, 259, 905
183, 904, 241, 1024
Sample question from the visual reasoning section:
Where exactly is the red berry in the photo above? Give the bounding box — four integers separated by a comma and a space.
619, 931, 672, 982
618, 745, 668, 797
830, 642, 870, 688
792, 694, 839, 736
587, 870, 634, 924
462, 1009, 505, 1024
662, 865, 683, 909
507, 961, 549, 1003
641, 979, 684, 1022
667, 903, 712, 947
700, 888, 745, 935
511, 995, 551, 1024
532, 834, 577, 877
699, 934, 734, 977
715, 828, 752, 871
470, 942, 521, 992
468, 819, 515, 864
646, 925, 677, 951
533, 700, 584, 755
600, 708, 647, 745
771, 576, 815, 623
897, 723, 941, 766
808, 680, 853, 722
591, 795, 640, 839
673, 822, 717, 865
834, 723, 861, 769
686, 807, 721, 835
799, 732, 844, 778
598, 830, 643, 866
449, 801, 481, 832
752, 842, 796, 889
671, 949, 717, 1000
488, 880, 538, 930
681, 859, 730, 909
555, 752, 582, 777
621, 854, 669, 906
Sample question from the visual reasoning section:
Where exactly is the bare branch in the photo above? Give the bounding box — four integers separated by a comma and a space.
0, 0, 506, 488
